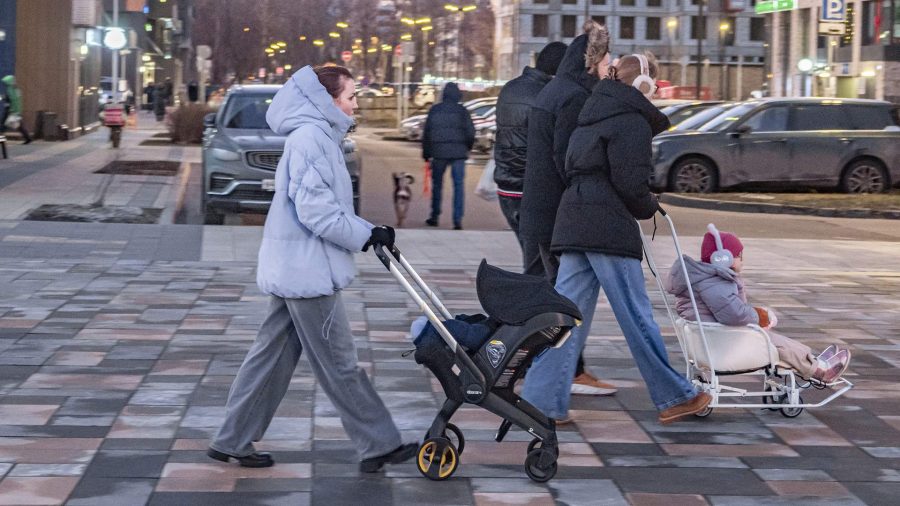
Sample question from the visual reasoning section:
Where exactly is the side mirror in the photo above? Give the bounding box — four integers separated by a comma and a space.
735, 125, 751, 135
203, 113, 216, 128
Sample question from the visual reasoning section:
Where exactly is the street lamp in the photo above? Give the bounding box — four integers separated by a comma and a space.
667, 18, 678, 81
719, 21, 730, 100
444, 4, 477, 80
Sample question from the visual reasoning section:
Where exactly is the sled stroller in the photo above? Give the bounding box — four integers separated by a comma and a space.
373, 244, 582, 482
639, 210, 853, 418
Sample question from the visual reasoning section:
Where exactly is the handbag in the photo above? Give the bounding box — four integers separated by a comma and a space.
474, 157, 498, 201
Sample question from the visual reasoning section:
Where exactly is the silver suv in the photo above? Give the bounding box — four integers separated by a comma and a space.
202, 85, 361, 224
652, 98, 900, 193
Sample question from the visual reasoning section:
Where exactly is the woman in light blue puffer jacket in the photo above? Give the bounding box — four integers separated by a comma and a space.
209, 65, 416, 473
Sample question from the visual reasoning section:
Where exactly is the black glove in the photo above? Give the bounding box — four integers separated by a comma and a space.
362, 225, 395, 252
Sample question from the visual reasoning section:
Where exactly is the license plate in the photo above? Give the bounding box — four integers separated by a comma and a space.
261, 179, 275, 191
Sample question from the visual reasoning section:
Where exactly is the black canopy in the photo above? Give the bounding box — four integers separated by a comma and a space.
475, 260, 582, 325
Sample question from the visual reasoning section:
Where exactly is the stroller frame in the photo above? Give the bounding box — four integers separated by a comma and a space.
639, 210, 852, 418
374, 244, 578, 482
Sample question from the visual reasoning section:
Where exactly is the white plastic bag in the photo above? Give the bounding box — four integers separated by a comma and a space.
475, 157, 498, 201
4, 113, 21, 131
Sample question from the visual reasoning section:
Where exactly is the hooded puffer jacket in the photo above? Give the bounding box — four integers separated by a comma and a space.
492, 67, 552, 195
550, 79, 668, 260
256, 66, 373, 299
519, 34, 598, 245
665, 255, 760, 326
422, 83, 475, 161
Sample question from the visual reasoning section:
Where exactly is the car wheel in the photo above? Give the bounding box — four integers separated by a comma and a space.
840, 159, 888, 193
670, 157, 718, 193
204, 205, 225, 225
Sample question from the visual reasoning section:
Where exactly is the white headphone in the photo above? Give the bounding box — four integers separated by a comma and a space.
707, 223, 734, 269
630, 53, 656, 99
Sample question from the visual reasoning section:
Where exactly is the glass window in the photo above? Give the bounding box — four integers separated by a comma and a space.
592, 15, 607, 25
646, 17, 661, 39
592, 0, 607, 5
562, 15, 578, 37
621, 17, 635, 39
750, 17, 765, 41
532, 14, 549, 37
563, 0, 577, 4
621, 0, 636, 5
843, 105, 893, 130
790, 105, 848, 131
533, 0, 548, 4
742, 106, 789, 132
223, 94, 275, 129
699, 102, 760, 132
671, 104, 737, 131
648, 0, 662, 6
691, 16, 706, 40
722, 16, 735, 46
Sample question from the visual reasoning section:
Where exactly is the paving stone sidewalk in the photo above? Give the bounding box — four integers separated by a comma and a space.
0, 222, 899, 505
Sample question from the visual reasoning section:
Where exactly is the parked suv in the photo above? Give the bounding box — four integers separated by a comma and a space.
202, 85, 361, 224
652, 98, 900, 193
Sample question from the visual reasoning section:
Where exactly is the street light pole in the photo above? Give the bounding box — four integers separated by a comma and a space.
112, 0, 119, 104
719, 21, 729, 100
695, 0, 705, 99
444, 5, 477, 81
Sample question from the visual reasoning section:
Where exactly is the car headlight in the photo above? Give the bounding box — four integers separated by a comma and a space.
211, 147, 241, 161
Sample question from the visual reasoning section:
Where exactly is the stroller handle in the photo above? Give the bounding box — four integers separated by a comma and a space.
372, 243, 487, 388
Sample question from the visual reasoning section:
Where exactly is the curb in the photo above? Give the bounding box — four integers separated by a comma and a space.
659, 193, 900, 220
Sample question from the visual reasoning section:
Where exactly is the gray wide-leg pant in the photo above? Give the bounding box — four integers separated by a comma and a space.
210, 293, 402, 460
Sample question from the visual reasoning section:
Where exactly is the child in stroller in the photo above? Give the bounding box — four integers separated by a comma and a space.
374, 243, 581, 482
664, 224, 851, 384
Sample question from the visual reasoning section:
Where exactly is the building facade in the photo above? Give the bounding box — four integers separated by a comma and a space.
492, 0, 767, 100
766, 0, 900, 103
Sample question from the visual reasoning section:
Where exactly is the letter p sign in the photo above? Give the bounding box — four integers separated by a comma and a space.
822, 0, 845, 21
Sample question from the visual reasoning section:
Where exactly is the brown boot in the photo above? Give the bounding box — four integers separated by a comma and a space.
657, 392, 712, 425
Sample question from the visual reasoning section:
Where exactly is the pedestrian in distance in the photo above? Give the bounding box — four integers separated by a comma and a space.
153, 84, 167, 122
208, 65, 416, 473
518, 22, 618, 398
1, 75, 33, 144
422, 82, 475, 230
493, 41, 567, 251
522, 52, 712, 425
665, 225, 851, 383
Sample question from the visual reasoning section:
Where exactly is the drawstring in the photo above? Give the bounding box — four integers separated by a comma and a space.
322, 298, 338, 340
652, 214, 658, 241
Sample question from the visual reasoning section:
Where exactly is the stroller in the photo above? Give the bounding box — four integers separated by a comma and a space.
640, 210, 853, 418
373, 244, 582, 482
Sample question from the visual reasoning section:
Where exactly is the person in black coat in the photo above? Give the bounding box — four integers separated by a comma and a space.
518, 22, 618, 398
521, 53, 711, 425
422, 82, 475, 229
493, 41, 567, 244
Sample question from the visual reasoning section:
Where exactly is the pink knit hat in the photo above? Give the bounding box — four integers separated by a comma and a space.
701, 230, 743, 264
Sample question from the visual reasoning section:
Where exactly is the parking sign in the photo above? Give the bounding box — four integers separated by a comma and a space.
821, 0, 845, 22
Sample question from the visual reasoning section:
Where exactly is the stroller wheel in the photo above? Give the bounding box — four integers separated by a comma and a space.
526, 438, 559, 457
422, 423, 465, 455
524, 448, 558, 483
416, 437, 459, 481
763, 384, 786, 411
780, 395, 804, 418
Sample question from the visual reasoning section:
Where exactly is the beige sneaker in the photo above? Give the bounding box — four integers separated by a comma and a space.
571, 372, 618, 396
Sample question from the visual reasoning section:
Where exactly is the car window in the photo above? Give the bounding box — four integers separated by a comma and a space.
470, 104, 494, 117
671, 104, 735, 131
668, 105, 713, 126
844, 105, 894, 130
742, 105, 789, 132
790, 105, 848, 131
699, 102, 759, 132
223, 94, 275, 129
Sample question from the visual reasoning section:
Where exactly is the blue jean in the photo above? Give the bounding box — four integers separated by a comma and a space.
521, 251, 697, 417
430, 158, 466, 225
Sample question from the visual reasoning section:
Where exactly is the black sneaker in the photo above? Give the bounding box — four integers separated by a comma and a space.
359, 443, 417, 473
207, 447, 274, 468
453, 223, 462, 230
425, 218, 438, 227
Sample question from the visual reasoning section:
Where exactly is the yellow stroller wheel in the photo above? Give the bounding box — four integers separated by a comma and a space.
416, 437, 459, 481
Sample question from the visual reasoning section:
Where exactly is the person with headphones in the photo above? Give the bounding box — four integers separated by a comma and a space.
665, 224, 851, 383
521, 52, 711, 425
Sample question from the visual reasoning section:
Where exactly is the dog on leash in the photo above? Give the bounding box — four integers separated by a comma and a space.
392, 172, 415, 228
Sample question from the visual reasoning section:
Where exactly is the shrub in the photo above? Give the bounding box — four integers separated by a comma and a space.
168, 104, 216, 144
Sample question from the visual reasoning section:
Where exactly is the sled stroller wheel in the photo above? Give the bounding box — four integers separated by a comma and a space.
694, 406, 713, 418
524, 448, 558, 483
762, 384, 785, 411
417, 437, 459, 481
780, 396, 804, 418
